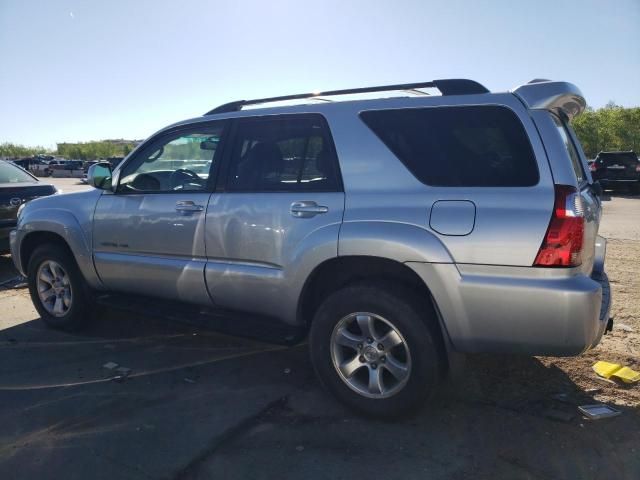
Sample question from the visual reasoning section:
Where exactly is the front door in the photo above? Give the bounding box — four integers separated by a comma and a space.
93, 122, 226, 304
204, 114, 345, 322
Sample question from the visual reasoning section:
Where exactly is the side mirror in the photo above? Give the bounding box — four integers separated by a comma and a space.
87, 162, 113, 190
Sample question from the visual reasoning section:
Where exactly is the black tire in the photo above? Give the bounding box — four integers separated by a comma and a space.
27, 243, 92, 330
309, 282, 443, 418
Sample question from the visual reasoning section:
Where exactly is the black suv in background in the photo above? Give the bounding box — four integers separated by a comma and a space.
590, 151, 640, 193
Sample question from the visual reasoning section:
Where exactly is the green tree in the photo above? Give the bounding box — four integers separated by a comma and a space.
573, 103, 640, 158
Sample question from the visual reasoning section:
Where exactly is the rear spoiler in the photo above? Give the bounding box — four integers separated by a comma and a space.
511, 79, 586, 120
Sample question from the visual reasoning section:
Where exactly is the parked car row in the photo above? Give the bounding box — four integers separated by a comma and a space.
0, 160, 57, 253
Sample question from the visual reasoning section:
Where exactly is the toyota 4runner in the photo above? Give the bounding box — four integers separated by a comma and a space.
10, 79, 611, 417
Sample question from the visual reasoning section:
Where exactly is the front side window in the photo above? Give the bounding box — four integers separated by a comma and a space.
227, 115, 340, 192
118, 125, 224, 193
361, 105, 539, 187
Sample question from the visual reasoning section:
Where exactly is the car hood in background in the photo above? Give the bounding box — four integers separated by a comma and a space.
0, 182, 57, 223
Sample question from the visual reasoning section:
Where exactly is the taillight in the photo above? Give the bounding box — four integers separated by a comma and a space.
589, 163, 598, 172
534, 185, 584, 267
635, 164, 640, 173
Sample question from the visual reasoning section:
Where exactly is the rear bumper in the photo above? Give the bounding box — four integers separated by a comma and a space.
407, 240, 611, 356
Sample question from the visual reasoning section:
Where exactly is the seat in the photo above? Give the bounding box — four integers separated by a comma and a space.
234, 142, 284, 190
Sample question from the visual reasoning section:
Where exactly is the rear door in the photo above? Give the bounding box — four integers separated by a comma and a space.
203, 114, 344, 321
551, 115, 601, 273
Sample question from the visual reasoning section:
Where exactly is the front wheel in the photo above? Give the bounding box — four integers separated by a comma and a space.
27, 243, 92, 331
309, 282, 443, 418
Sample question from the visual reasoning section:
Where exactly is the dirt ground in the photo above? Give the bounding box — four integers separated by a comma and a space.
539, 237, 640, 408
0, 184, 639, 480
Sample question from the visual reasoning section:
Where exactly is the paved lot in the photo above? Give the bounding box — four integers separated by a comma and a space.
0, 188, 639, 480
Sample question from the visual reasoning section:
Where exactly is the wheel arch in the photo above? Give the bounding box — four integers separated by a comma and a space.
297, 255, 451, 367
16, 212, 103, 289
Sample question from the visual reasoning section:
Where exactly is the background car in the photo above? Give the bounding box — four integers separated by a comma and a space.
590, 150, 640, 193
0, 160, 57, 253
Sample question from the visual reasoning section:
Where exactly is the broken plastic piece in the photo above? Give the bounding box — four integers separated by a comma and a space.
593, 361, 640, 384
578, 404, 621, 420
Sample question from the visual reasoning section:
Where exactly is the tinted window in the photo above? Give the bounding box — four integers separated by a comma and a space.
118, 125, 224, 193
0, 161, 36, 184
227, 115, 340, 192
361, 106, 539, 187
551, 115, 585, 184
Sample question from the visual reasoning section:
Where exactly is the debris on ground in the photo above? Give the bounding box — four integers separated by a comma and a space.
578, 404, 622, 420
115, 366, 132, 377
283, 368, 291, 374
183, 377, 196, 384
102, 362, 119, 375
593, 361, 640, 384
0, 276, 27, 290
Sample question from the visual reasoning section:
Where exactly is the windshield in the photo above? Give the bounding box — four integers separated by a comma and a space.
0, 161, 37, 184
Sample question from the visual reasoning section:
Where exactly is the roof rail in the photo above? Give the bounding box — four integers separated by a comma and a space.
204, 79, 489, 115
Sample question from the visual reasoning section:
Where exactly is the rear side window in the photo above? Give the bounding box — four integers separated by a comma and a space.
227, 115, 341, 192
360, 105, 539, 187
551, 115, 585, 184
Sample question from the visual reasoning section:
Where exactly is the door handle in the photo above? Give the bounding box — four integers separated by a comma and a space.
175, 200, 204, 213
290, 201, 329, 218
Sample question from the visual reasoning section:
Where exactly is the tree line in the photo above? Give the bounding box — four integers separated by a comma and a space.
1, 103, 638, 161
572, 103, 640, 158
0, 140, 137, 160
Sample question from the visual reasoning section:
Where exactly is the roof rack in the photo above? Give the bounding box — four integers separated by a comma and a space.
204, 79, 489, 115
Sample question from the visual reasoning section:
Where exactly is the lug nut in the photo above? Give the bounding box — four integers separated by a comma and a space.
371, 363, 377, 369
381, 356, 386, 363
359, 356, 365, 363
377, 343, 384, 351
367, 337, 373, 344
357, 343, 363, 350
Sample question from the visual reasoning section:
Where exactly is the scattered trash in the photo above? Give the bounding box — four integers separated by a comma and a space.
115, 367, 132, 378
283, 368, 291, 375
102, 362, 119, 376
593, 361, 640, 384
617, 323, 634, 333
295, 445, 304, 452
585, 387, 602, 394
183, 378, 196, 384
0, 276, 27, 290
578, 404, 622, 420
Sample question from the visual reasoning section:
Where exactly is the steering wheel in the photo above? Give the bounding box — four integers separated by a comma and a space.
170, 169, 203, 190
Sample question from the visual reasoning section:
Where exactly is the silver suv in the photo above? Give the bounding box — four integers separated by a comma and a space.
10, 79, 611, 417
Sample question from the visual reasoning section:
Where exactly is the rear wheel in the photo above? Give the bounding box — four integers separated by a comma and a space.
310, 282, 443, 417
27, 243, 92, 330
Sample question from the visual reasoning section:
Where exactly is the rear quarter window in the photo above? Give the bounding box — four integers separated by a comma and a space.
360, 105, 539, 187
551, 115, 586, 184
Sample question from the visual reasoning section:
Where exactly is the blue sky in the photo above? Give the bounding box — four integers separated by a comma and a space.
1, 0, 639, 148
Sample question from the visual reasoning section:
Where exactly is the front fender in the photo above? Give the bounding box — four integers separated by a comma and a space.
15, 208, 103, 289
